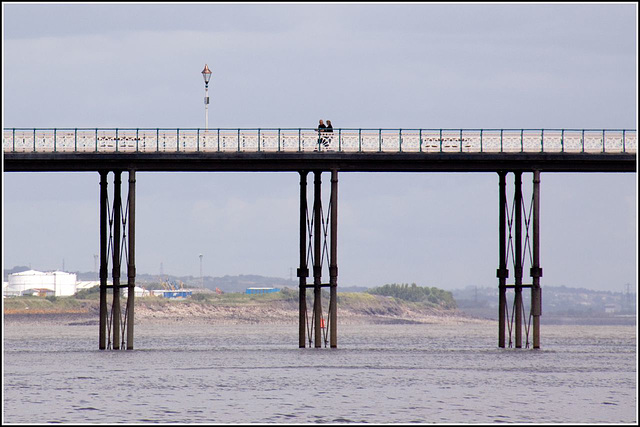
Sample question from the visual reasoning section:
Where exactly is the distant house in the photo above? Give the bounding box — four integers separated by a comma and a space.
246, 287, 280, 295
604, 303, 617, 314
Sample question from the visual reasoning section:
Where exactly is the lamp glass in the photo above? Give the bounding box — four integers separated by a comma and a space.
202, 64, 212, 84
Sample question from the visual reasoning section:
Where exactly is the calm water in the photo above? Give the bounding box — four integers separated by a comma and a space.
2, 320, 637, 423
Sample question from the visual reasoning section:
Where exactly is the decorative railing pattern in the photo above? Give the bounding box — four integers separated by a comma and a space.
3, 128, 637, 154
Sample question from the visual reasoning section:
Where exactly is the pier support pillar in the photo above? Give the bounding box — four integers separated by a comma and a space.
298, 171, 308, 348
297, 170, 339, 348
497, 171, 508, 348
531, 170, 542, 349
329, 169, 338, 348
99, 171, 108, 350
112, 171, 122, 350
514, 171, 523, 349
126, 170, 136, 350
313, 171, 323, 348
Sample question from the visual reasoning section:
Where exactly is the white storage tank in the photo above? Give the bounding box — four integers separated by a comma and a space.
7, 270, 77, 296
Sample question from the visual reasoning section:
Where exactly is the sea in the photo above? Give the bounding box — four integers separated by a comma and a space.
2, 318, 637, 424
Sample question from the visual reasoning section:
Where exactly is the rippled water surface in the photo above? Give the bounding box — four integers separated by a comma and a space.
3, 320, 637, 423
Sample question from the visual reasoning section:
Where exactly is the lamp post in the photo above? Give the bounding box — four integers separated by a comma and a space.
201, 64, 212, 130
199, 254, 203, 288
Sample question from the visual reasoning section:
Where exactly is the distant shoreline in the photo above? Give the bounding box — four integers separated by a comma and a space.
4, 294, 635, 327
3, 297, 485, 327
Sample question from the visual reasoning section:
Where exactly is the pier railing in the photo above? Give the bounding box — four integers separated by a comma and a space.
3, 128, 637, 154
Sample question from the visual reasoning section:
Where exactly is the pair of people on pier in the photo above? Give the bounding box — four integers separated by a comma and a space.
318, 119, 333, 149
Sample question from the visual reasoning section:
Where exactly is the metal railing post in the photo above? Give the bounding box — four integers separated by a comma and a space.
520, 129, 523, 153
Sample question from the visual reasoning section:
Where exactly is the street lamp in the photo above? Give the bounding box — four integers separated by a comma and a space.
201, 64, 212, 130
199, 254, 204, 288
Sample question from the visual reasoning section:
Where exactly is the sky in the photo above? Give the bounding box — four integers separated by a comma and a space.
2, 2, 637, 292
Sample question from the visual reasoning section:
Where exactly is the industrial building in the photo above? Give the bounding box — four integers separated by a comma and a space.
4, 270, 77, 297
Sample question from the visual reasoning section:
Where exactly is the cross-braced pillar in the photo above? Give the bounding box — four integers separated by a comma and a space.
498, 171, 543, 349
514, 171, 523, 349
98, 170, 136, 350
112, 171, 123, 349
298, 170, 339, 348
313, 171, 323, 348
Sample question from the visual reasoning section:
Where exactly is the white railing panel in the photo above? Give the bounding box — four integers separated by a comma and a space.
624, 132, 636, 152
3, 128, 636, 155
400, 131, 421, 152
481, 131, 502, 153
584, 131, 604, 153
541, 131, 563, 153
421, 131, 442, 152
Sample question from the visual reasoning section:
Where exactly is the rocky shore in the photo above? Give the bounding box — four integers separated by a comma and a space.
3, 295, 490, 326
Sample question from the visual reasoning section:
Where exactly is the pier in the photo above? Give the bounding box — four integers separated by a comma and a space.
4, 127, 636, 350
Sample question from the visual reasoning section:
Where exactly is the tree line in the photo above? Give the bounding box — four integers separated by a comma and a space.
367, 283, 457, 309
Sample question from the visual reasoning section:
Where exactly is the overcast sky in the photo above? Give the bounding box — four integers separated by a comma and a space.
2, 3, 637, 292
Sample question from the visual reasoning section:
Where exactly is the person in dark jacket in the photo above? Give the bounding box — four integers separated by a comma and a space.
317, 119, 327, 150
324, 120, 333, 148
